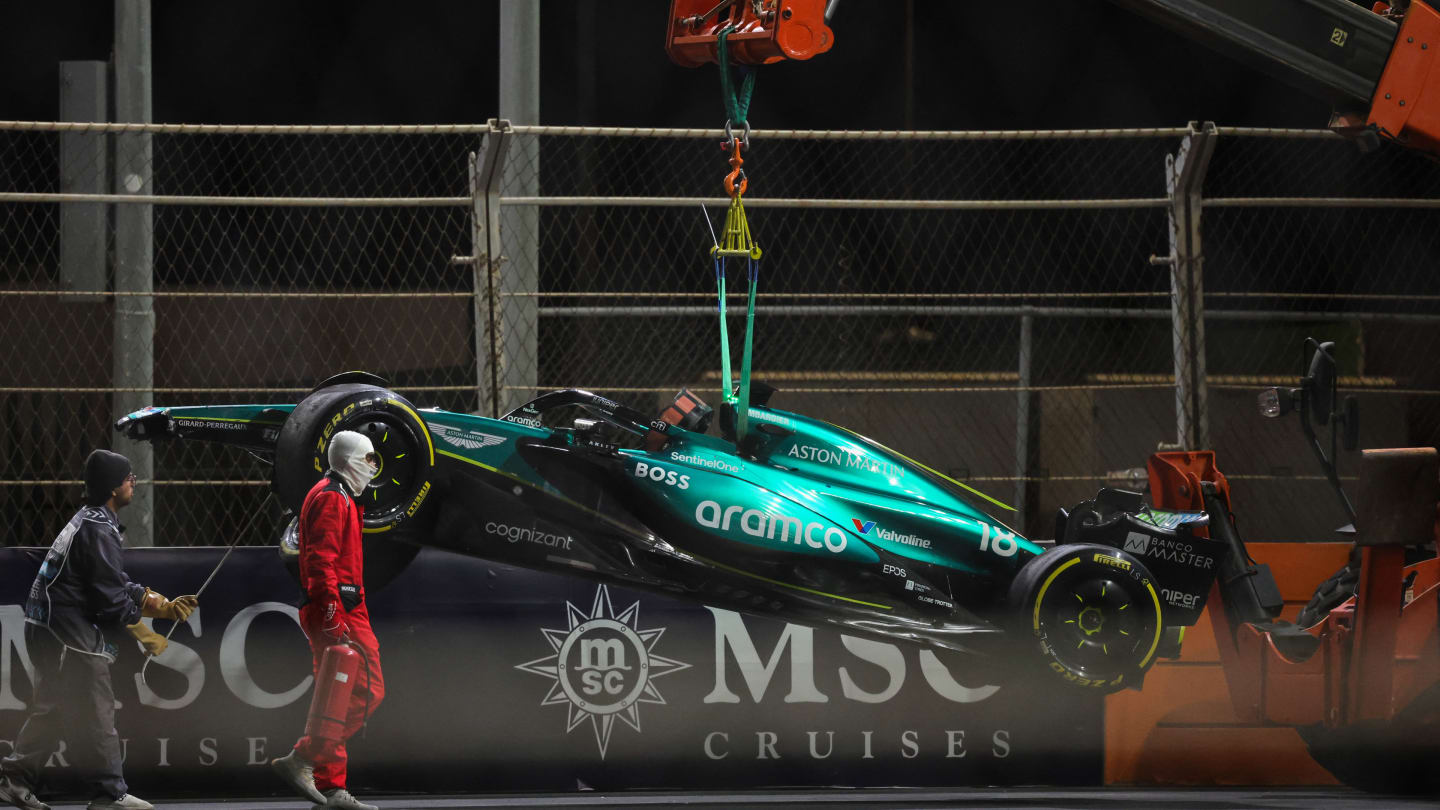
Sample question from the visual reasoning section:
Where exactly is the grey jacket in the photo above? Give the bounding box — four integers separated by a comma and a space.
24, 505, 147, 663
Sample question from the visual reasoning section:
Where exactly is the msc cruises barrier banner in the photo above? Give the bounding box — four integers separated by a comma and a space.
0, 547, 1102, 796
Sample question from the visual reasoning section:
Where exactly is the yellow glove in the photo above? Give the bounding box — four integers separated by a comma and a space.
127, 622, 168, 656
141, 589, 198, 622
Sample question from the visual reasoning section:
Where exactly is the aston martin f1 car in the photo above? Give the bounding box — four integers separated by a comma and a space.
116, 377, 1225, 692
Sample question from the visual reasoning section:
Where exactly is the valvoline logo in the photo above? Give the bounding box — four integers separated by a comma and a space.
852, 519, 875, 534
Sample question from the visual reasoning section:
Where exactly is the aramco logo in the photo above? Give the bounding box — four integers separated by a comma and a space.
515, 584, 690, 758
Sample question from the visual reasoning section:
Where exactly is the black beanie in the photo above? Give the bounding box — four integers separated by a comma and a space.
83, 449, 132, 506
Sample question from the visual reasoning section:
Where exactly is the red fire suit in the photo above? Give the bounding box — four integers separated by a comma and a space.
292, 473, 385, 792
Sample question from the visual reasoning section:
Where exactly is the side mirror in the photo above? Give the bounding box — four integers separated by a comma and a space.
1257, 387, 1298, 418
1279, 337, 1360, 527
1304, 341, 1337, 426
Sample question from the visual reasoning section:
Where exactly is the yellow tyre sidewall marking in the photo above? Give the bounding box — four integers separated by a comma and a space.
360, 398, 436, 534
1138, 579, 1163, 669
1033, 557, 1081, 632
388, 398, 435, 465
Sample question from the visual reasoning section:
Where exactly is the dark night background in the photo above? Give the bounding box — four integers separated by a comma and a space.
0, 0, 1350, 130
4, 0, 1434, 549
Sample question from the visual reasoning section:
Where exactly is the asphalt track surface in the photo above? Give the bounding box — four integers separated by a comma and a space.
28, 788, 1439, 809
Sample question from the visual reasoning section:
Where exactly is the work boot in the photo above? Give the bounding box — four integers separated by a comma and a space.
0, 774, 49, 810
270, 750, 326, 804
86, 795, 153, 810
320, 788, 379, 810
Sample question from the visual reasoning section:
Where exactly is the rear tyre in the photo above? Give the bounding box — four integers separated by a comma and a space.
1008, 543, 1164, 693
273, 382, 437, 592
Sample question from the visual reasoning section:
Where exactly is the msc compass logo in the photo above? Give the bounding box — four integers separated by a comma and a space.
515, 585, 690, 758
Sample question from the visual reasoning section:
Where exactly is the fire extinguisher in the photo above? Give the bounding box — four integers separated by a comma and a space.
304, 642, 362, 744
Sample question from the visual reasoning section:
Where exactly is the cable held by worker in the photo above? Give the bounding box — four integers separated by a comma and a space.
0, 449, 195, 810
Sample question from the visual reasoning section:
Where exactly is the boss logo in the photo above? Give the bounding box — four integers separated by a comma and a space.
633, 461, 690, 490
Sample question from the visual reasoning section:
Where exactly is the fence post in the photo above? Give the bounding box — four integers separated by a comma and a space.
1013, 312, 1034, 533
471, 123, 511, 418
1163, 121, 1216, 451
59, 62, 107, 302
112, 0, 154, 547
499, 0, 540, 415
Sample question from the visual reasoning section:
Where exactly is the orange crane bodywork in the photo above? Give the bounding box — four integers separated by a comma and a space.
666, 0, 834, 67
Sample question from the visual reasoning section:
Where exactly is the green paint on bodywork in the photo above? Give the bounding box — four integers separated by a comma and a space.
127, 396, 1043, 576
622, 403, 1043, 572
162, 404, 292, 424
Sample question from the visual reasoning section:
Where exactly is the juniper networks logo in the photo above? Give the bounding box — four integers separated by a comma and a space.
515, 584, 690, 758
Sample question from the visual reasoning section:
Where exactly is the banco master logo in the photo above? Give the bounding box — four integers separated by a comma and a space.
515, 585, 690, 758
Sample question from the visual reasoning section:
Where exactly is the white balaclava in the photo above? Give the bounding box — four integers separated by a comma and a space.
328, 430, 376, 497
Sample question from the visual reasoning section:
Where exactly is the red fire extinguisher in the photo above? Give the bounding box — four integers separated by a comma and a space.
304, 642, 361, 744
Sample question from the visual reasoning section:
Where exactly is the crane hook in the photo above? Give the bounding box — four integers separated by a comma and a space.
723, 131, 748, 197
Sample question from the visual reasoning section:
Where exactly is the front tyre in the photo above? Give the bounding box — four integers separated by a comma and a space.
273, 383, 438, 592
1008, 543, 1164, 693
274, 383, 437, 532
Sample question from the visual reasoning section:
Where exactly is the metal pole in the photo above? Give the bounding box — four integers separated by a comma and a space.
1164, 121, 1216, 451
469, 127, 511, 418
112, 0, 154, 546
499, 0, 539, 416
467, 152, 486, 414
530, 304, 1440, 324
59, 62, 108, 302
1014, 314, 1034, 532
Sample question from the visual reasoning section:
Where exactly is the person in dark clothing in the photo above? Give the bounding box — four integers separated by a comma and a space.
0, 450, 197, 810
271, 430, 384, 810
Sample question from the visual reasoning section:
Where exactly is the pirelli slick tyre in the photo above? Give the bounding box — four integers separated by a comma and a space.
275, 382, 437, 530
1007, 543, 1164, 694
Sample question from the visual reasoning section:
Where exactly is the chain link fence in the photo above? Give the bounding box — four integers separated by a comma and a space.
1, 121, 1437, 548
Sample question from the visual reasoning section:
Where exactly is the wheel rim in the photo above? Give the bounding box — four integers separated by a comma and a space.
1040, 572, 1150, 679
352, 417, 421, 520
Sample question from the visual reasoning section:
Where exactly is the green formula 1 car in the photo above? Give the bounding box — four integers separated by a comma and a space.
117, 375, 1223, 693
